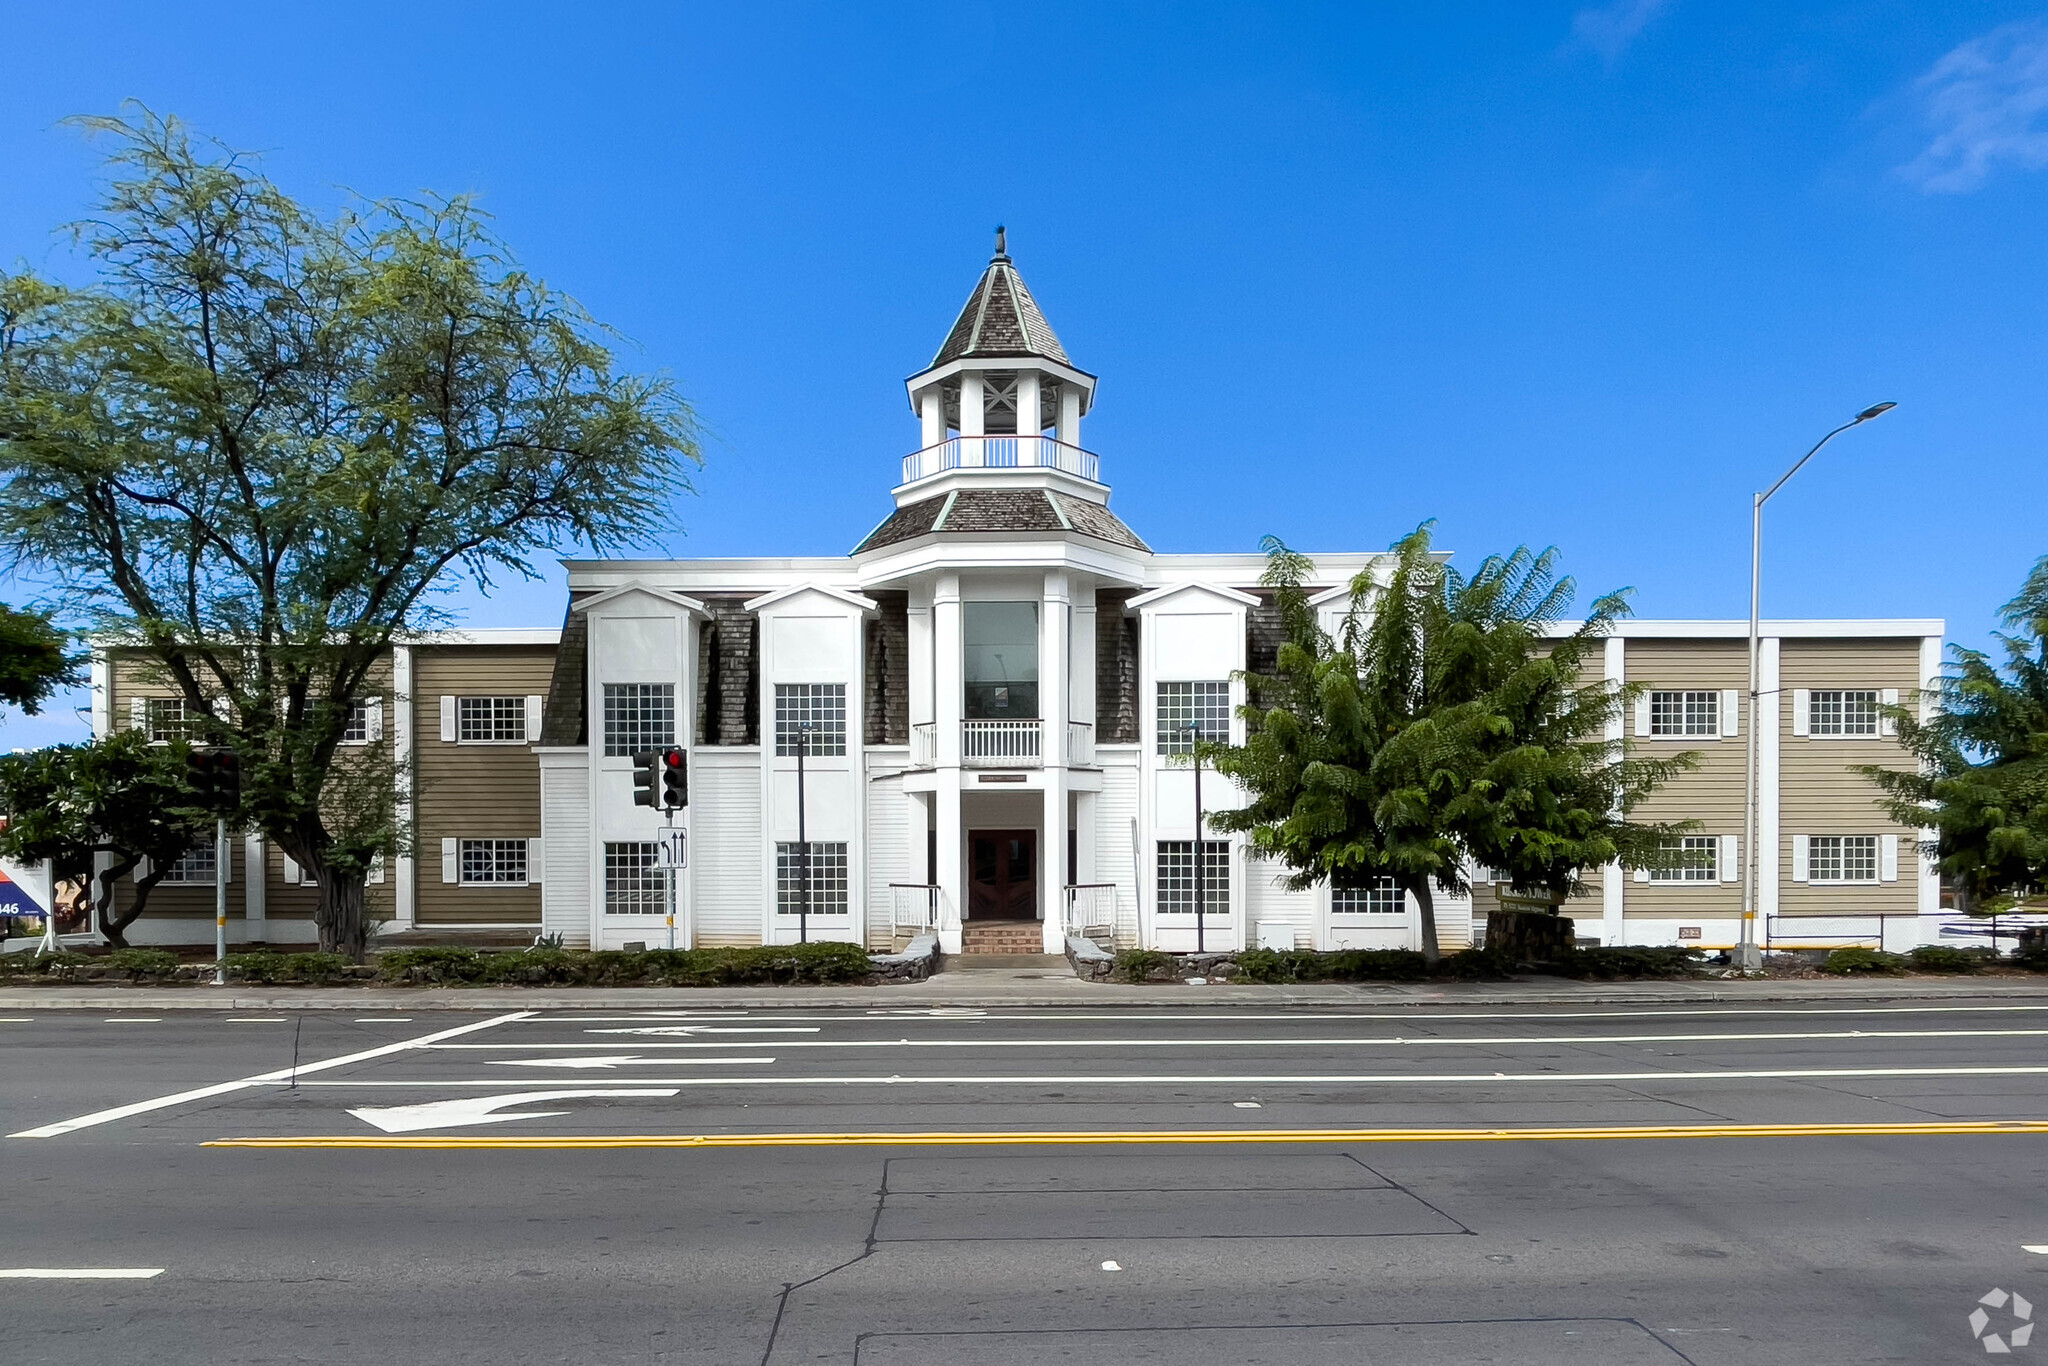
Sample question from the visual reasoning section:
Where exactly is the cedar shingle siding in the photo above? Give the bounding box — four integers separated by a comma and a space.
865, 591, 910, 746
1096, 589, 1140, 743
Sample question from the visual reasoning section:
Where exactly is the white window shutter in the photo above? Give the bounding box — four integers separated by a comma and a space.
222, 842, 232, 884
1632, 866, 1650, 883
130, 696, 148, 731
137, 855, 153, 879
1633, 696, 1651, 736
441, 838, 458, 884
440, 695, 457, 742
526, 695, 545, 743
367, 853, 386, 885
1881, 688, 1899, 736
527, 837, 543, 883
367, 696, 385, 743
282, 855, 301, 885
1792, 836, 1809, 883
1881, 833, 1899, 882
1721, 690, 1739, 738
211, 695, 232, 722
1720, 834, 1739, 883
1791, 689, 1810, 737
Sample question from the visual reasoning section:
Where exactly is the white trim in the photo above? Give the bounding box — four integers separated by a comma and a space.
1881, 833, 1900, 882
1558, 619, 1947, 640
243, 833, 266, 942
440, 838, 457, 885
367, 853, 386, 885
1721, 834, 1740, 884
742, 582, 879, 614
1759, 637, 1781, 920
1601, 636, 1624, 945
1720, 689, 1739, 738
527, 837, 543, 885
366, 695, 385, 744
1791, 689, 1810, 737
1918, 634, 1944, 920
1632, 695, 1651, 737
525, 695, 546, 744
392, 645, 416, 931
439, 695, 457, 743
570, 581, 709, 617
1125, 580, 1263, 611
1792, 835, 1808, 883
1881, 687, 1899, 737
90, 654, 111, 738
282, 854, 301, 885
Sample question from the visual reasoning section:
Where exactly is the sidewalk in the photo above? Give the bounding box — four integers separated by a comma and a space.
4, 969, 2048, 1011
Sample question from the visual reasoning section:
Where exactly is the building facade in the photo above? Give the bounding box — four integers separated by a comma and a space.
90, 240, 1946, 955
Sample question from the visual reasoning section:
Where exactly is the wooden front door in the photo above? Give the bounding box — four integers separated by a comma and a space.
968, 830, 1037, 920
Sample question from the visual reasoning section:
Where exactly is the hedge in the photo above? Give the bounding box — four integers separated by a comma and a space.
374, 943, 875, 987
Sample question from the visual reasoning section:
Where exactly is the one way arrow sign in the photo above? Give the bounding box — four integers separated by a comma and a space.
346, 1088, 679, 1134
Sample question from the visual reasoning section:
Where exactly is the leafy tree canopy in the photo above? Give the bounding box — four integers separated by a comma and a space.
0, 108, 700, 956
0, 602, 75, 715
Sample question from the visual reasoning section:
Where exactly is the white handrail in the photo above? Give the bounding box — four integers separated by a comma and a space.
1065, 720, 1094, 766
889, 883, 941, 932
962, 718, 1042, 766
900, 435, 1102, 486
910, 721, 936, 766
1064, 883, 1121, 947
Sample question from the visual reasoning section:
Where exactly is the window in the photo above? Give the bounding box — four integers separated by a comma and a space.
162, 842, 218, 884
776, 842, 850, 915
1649, 836, 1720, 883
1649, 690, 1719, 737
458, 839, 530, 886
603, 842, 664, 915
1809, 689, 1879, 737
1331, 874, 1404, 916
963, 601, 1039, 719
457, 695, 528, 743
1808, 835, 1879, 884
1158, 681, 1231, 755
602, 683, 675, 758
1156, 840, 1230, 916
145, 697, 196, 743
341, 698, 374, 744
774, 684, 848, 757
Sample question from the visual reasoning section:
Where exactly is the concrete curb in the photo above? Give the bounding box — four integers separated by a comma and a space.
4, 975, 2048, 1011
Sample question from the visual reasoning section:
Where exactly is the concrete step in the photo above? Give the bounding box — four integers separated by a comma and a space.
937, 953, 1069, 971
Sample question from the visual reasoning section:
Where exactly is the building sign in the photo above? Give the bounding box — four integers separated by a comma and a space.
1678, 926, 1702, 941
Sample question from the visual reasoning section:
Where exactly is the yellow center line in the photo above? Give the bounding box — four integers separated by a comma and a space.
204, 1120, 2048, 1150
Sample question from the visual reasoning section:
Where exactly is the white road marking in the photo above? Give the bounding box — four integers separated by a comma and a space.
2024, 1246, 2048, 1254
522, 1006, 2048, 1025
348, 1088, 680, 1134
224, 1017, 287, 1023
102, 1018, 162, 1023
1100, 1261, 1122, 1271
485, 1055, 774, 1069
1234, 1102, 1262, 1108
0, 1268, 164, 1279
0, 1017, 31, 1022
587, 1026, 820, 1036
354, 1017, 413, 1023
434, 1027, 2048, 1051
8, 1011, 535, 1139
267, 1063, 2048, 1089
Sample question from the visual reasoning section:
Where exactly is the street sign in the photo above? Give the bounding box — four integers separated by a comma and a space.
656, 829, 688, 870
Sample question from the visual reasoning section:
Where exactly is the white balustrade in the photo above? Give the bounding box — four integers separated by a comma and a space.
1063, 883, 1121, 946
962, 718, 1042, 766
889, 883, 943, 933
900, 436, 1102, 486
1065, 720, 1094, 766
910, 721, 936, 767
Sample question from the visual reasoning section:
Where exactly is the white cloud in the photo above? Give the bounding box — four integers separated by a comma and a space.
1900, 20, 2048, 193
1571, 0, 1673, 64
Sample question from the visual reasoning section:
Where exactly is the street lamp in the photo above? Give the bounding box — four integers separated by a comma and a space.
1736, 401, 1896, 970
1184, 720, 1207, 953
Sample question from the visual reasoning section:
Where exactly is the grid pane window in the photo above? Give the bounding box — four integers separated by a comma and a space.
1809, 690, 1880, 737
341, 699, 373, 743
774, 684, 848, 757
1649, 690, 1719, 737
1331, 874, 1404, 916
776, 842, 850, 915
163, 842, 217, 884
1157, 682, 1231, 755
603, 842, 664, 914
1156, 840, 1230, 916
602, 684, 676, 757
458, 695, 528, 742
1649, 835, 1720, 883
146, 697, 196, 743
1809, 835, 1879, 883
458, 838, 530, 885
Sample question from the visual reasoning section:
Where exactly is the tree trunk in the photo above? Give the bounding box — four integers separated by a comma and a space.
1410, 878, 1442, 963
315, 868, 369, 961
90, 855, 150, 949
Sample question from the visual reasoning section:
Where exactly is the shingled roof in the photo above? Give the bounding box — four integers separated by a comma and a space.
930, 229, 1072, 368
853, 489, 1150, 555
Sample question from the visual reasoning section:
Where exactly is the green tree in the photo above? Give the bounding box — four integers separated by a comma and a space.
0, 732, 213, 946
1211, 526, 1696, 961
0, 109, 699, 957
0, 602, 76, 715
1864, 555, 2048, 913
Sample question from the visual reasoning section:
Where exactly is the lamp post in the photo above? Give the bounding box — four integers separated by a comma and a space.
1184, 720, 1206, 953
795, 719, 812, 945
1736, 401, 1896, 970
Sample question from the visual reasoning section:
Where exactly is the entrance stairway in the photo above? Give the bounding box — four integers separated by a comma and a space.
961, 919, 1050, 955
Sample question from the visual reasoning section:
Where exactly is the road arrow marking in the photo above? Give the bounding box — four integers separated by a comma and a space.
346, 1088, 678, 1134
485, 1055, 773, 1070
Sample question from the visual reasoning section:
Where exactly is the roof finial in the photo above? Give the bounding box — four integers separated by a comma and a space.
993, 224, 1007, 259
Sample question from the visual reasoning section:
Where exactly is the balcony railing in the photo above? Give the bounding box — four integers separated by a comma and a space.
963, 718, 1041, 767
900, 435, 1101, 487
1066, 720, 1094, 766
911, 721, 936, 766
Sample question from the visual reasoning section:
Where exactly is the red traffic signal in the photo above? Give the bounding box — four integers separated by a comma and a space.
660, 748, 688, 810
185, 747, 241, 810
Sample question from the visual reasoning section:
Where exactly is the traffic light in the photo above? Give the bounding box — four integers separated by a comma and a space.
185, 748, 240, 810
632, 750, 658, 807
660, 748, 688, 810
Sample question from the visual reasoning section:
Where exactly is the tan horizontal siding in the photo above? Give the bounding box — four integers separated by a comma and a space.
1624, 640, 1744, 919
413, 645, 554, 925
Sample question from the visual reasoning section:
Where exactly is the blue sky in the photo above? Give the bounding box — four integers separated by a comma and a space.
5, 1, 2047, 745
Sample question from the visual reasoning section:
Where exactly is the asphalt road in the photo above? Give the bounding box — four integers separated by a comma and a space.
6, 1000, 2048, 1364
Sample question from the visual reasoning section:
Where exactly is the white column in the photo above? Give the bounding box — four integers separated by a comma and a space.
1042, 774, 1067, 953
1057, 385, 1081, 448
1075, 791, 1099, 885
244, 833, 267, 944
1759, 635, 1782, 934
908, 581, 934, 728
935, 783, 963, 954
919, 386, 944, 449
1070, 586, 1096, 731
933, 573, 962, 767
1602, 635, 1625, 945
959, 373, 985, 443
1016, 371, 1041, 443
89, 653, 110, 737
1042, 570, 1069, 766
1917, 634, 1944, 929
392, 644, 417, 931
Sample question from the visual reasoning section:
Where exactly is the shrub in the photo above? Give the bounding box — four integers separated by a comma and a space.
1821, 947, 1910, 975
1112, 949, 1175, 983
372, 941, 877, 987
1427, 948, 1514, 981
280, 952, 355, 983
1906, 945, 1982, 975
1235, 948, 1432, 984
107, 947, 181, 980
1550, 946, 1703, 980
0, 950, 96, 977
224, 951, 286, 983
376, 947, 487, 983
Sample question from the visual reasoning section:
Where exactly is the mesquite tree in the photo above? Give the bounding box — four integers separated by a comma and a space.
0, 109, 699, 957
1211, 526, 1696, 960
